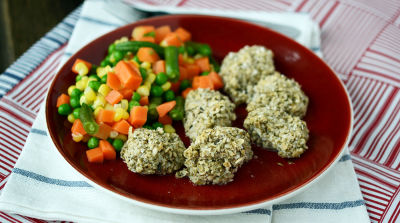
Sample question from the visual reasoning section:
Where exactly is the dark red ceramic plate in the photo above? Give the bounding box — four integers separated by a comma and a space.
46, 15, 352, 215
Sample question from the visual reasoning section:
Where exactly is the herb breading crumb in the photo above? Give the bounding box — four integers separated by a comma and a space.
176, 126, 253, 185
244, 107, 309, 158
121, 127, 186, 175
247, 72, 308, 117
219, 45, 275, 104
184, 89, 236, 141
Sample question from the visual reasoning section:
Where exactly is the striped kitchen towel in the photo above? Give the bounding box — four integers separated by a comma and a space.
3, 0, 400, 222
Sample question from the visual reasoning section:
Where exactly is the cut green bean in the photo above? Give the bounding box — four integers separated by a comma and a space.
186, 41, 212, 56
115, 41, 164, 56
80, 103, 99, 135
165, 46, 180, 82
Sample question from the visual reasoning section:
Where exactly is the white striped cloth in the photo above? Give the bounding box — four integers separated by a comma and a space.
0, 0, 378, 222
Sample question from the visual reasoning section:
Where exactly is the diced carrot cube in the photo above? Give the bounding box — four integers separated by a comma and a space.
184, 64, 201, 78
174, 27, 191, 42
93, 123, 113, 139
160, 33, 182, 47
86, 147, 104, 163
112, 119, 131, 135
71, 119, 87, 136
155, 25, 171, 43
132, 25, 155, 40
105, 90, 123, 105
137, 47, 160, 63
129, 106, 148, 128
182, 87, 193, 99
156, 101, 176, 118
158, 114, 172, 125
195, 57, 210, 72
114, 61, 142, 91
99, 140, 116, 160
192, 76, 214, 90
57, 93, 70, 107
179, 66, 188, 80
153, 60, 166, 74
96, 109, 115, 123
208, 72, 224, 90
107, 72, 122, 90
139, 96, 149, 106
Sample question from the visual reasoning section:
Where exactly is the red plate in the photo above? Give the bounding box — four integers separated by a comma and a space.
46, 15, 352, 215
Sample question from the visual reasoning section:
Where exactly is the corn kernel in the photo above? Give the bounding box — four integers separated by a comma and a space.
75, 62, 89, 76
105, 103, 114, 110
72, 133, 83, 142
98, 84, 111, 97
96, 65, 112, 78
68, 85, 76, 96
163, 124, 176, 133
80, 95, 90, 106
76, 80, 86, 91
122, 110, 130, 119
120, 99, 129, 111
88, 76, 98, 82
146, 73, 156, 84
115, 134, 128, 141
114, 107, 125, 122
194, 54, 203, 59
92, 94, 106, 109
84, 87, 96, 102
94, 107, 103, 117
67, 114, 75, 123
140, 61, 151, 69
144, 81, 152, 89
137, 85, 150, 97
109, 130, 119, 138
161, 82, 171, 91
114, 36, 128, 44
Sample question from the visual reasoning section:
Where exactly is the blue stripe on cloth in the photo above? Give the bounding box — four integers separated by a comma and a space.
31, 128, 47, 136
80, 16, 122, 27
243, 209, 272, 215
339, 154, 352, 162
0, 5, 81, 99
273, 200, 365, 211
13, 168, 92, 188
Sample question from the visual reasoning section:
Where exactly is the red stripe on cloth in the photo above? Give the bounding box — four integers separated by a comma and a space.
0, 213, 23, 223
295, 0, 309, 12
1, 98, 35, 120
177, 0, 188, 6
16, 51, 64, 106
319, 1, 338, 27
382, 185, 400, 222
0, 120, 29, 137
7, 44, 66, 97
0, 107, 32, 127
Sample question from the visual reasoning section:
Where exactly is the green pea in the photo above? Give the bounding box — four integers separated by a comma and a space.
139, 67, 147, 80
186, 46, 195, 56
70, 88, 81, 98
112, 51, 124, 63
150, 97, 163, 106
133, 55, 141, 64
112, 139, 124, 152
76, 75, 83, 82
87, 137, 99, 149
169, 109, 184, 121
163, 90, 175, 101
128, 100, 141, 112
155, 72, 168, 85
200, 71, 210, 76
73, 107, 81, 119
179, 79, 191, 91
101, 74, 107, 84
131, 92, 141, 101
100, 59, 109, 67
108, 43, 116, 53
152, 122, 163, 129
89, 74, 100, 81
88, 81, 101, 91
143, 124, 154, 130
70, 97, 80, 108
150, 85, 163, 97
58, 104, 71, 116
178, 46, 186, 54
147, 104, 159, 122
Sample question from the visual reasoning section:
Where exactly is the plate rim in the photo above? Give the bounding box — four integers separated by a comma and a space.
45, 14, 354, 215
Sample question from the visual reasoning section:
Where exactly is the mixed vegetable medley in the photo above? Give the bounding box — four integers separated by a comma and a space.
56, 25, 224, 163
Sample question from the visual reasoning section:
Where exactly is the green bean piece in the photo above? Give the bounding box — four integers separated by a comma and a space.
87, 137, 99, 149
115, 41, 164, 56
165, 46, 180, 82
79, 103, 99, 135
58, 104, 71, 116
169, 96, 184, 121
186, 41, 212, 56
108, 43, 116, 53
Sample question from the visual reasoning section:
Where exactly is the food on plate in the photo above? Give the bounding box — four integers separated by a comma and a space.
246, 72, 309, 117
56, 24, 224, 164
244, 107, 309, 158
219, 45, 275, 104
176, 126, 253, 185
183, 88, 236, 140
121, 127, 186, 174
